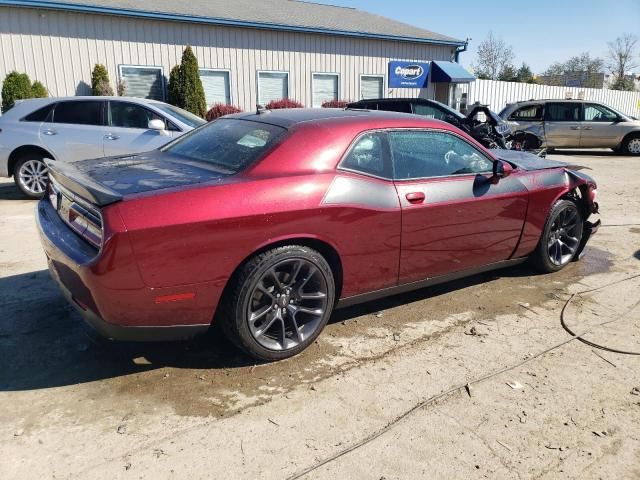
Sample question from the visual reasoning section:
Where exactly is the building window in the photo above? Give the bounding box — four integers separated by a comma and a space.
257, 71, 289, 105
199, 69, 231, 107
360, 75, 384, 100
312, 73, 339, 107
119, 65, 164, 101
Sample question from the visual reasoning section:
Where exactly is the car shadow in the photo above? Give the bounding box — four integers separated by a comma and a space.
0, 181, 30, 200
0, 264, 535, 392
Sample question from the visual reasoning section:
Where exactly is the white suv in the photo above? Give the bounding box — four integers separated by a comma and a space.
0, 96, 206, 197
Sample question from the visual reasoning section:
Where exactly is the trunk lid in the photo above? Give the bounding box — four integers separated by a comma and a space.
46, 151, 233, 206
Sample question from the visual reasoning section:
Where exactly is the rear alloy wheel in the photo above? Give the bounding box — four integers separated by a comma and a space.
15, 157, 48, 199
221, 245, 335, 361
531, 199, 583, 273
622, 134, 640, 155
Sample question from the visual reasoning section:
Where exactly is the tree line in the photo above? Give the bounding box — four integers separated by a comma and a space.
472, 32, 638, 91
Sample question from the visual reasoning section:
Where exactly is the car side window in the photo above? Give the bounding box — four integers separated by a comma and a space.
109, 102, 166, 129
52, 101, 104, 126
390, 130, 493, 180
22, 104, 55, 122
584, 103, 618, 122
510, 105, 543, 121
413, 104, 445, 120
341, 132, 390, 178
544, 103, 580, 122
379, 102, 412, 113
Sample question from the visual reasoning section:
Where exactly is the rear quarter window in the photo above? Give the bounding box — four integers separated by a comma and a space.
22, 104, 55, 122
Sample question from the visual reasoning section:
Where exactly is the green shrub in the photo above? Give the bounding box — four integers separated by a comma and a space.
31, 81, 48, 98
167, 65, 183, 107
2, 71, 33, 112
91, 64, 114, 96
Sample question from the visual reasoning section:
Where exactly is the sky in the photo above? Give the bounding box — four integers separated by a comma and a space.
311, 0, 640, 74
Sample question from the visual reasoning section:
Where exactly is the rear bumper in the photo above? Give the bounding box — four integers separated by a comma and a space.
36, 199, 211, 341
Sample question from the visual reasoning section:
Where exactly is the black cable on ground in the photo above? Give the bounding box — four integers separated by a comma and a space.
286, 272, 640, 480
560, 273, 640, 356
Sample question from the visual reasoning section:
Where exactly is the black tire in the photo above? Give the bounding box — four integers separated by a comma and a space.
13, 154, 48, 199
621, 133, 640, 156
219, 245, 335, 361
530, 199, 584, 273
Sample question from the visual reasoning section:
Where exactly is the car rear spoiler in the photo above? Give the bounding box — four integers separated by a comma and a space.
44, 159, 123, 206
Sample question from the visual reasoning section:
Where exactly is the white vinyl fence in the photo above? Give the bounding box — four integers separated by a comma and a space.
459, 79, 640, 118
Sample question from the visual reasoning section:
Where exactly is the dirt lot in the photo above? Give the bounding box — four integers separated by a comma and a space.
1, 151, 639, 479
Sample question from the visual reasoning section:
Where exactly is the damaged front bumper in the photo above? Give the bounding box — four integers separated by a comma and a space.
576, 219, 601, 260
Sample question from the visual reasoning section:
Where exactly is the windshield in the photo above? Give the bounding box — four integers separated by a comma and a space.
152, 103, 207, 129
161, 118, 286, 173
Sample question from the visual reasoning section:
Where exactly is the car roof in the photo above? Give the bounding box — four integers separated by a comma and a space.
14, 96, 167, 106
349, 98, 435, 104
225, 108, 449, 129
510, 99, 590, 105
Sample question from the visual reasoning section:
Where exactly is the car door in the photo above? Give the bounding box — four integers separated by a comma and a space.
543, 102, 582, 147
103, 101, 178, 157
389, 129, 528, 284
39, 100, 107, 162
580, 103, 624, 148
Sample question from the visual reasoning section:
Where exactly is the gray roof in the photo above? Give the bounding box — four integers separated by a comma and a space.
8, 0, 464, 45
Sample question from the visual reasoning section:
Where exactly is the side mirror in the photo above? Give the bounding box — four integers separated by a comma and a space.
148, 119, 165, 131
493, 159, 513, 179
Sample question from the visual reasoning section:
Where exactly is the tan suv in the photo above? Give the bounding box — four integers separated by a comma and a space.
500, 100, 640, 155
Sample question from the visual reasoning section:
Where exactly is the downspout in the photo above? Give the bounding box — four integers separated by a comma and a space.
454, 38, 469, 63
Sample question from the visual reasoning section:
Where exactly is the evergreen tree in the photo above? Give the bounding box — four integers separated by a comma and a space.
91, 64, 114, 96
179, 46, 206, 117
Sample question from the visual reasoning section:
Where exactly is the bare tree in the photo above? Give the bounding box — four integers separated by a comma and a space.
472, 32, 515, 80
607, 33, 638, 91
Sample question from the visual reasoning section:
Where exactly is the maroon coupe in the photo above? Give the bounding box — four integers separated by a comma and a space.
37, 108, 600, 361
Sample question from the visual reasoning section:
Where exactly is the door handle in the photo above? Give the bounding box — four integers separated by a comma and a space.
104, 134, 120, 141
405, 192, 426, 204
582, 126, 593, 130
42, 129, 58, 136
569, 126, 581, 130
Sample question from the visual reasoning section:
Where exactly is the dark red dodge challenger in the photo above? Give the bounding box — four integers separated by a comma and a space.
37, 109, 600, 361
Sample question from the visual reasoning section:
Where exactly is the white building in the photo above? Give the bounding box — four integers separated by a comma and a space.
0, 0, 475, 111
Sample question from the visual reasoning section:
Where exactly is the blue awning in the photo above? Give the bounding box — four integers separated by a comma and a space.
431, 61, 475, 83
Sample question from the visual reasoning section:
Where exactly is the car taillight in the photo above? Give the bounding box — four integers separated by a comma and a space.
48, 181, 59, 210
50, 178, 104, 249
67, 202, 103, 248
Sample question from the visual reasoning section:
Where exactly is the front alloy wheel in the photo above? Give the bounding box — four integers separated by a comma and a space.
221, 245, 335, 361
15, 158, 48, 198
547, 205, 581, 266
531, 199, 583, 273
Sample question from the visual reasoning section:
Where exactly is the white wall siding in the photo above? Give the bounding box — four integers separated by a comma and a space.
0, 6, 455, 111
460, 79, 640, 118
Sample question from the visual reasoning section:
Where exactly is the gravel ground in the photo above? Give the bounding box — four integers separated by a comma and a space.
1, 150, 639, 479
